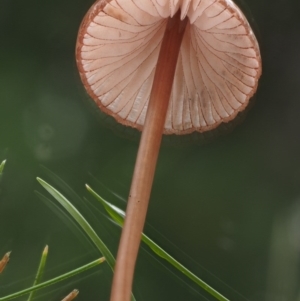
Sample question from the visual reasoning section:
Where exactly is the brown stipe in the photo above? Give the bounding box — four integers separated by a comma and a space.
109, 11, 187, 301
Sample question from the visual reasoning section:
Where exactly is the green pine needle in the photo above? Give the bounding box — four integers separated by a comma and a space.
0, 258, 105, 301
86, 184, 230, 301
37, 178, 115, 270
36, 178, 136, 301
0, 160, 6, 174
27, 245, 49, 301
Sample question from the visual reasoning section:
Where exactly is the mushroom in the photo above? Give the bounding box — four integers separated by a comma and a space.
76, 1, 261, 301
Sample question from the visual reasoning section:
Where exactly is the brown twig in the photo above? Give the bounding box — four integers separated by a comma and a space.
61, 289, 79, 301
0, 252, 11, 274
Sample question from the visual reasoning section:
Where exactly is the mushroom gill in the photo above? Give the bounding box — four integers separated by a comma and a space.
76, 0, 261, 135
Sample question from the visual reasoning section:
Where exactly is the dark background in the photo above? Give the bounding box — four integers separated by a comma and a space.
1, 0, 300, 300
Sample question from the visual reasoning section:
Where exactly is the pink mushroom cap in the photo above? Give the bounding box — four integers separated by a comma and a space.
76, 0, 262, 135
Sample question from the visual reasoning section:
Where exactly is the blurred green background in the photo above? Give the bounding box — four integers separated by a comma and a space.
1, 0, 300, 300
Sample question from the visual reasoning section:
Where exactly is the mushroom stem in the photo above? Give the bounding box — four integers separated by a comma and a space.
110, 11, 187, 301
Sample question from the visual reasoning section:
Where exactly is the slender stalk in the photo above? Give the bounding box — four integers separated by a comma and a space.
110, 11, 188, 301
